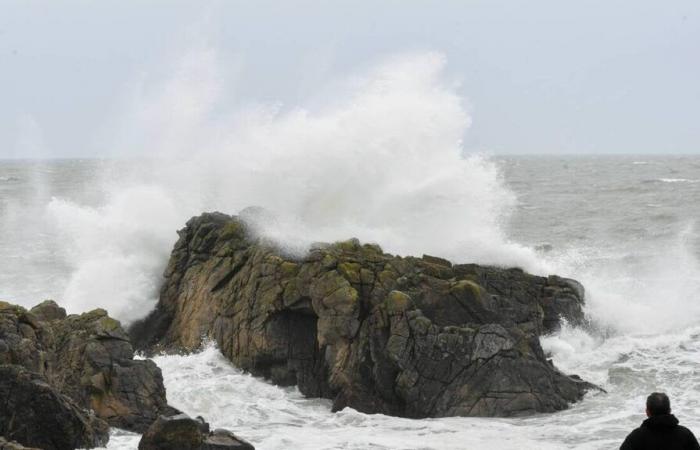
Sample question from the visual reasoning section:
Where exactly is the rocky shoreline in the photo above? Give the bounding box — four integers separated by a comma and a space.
0, 300, 252, 450
0, 211, 597, 449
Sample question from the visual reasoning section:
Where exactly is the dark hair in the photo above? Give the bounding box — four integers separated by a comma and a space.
647, 392, 671, 416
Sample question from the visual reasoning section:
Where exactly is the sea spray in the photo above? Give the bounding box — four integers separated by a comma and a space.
2, 49, 700, 449
538, 220, 700, 335
44, 52, 544, 323
47, 185, 182, 322
3, 157, 700, 449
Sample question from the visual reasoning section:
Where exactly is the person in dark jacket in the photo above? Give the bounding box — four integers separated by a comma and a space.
620, 392, 700, 450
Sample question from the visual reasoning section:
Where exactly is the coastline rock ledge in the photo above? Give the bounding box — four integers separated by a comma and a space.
132, 212, 596, 418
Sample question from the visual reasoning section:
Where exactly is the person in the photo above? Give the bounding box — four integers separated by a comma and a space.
620, 392, 700, 450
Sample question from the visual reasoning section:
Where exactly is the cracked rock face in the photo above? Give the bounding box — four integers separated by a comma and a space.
132, 212, 594, 418
0, 300, 173, 434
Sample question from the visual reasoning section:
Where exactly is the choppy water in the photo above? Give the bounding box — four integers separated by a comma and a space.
1, 155, 700, 449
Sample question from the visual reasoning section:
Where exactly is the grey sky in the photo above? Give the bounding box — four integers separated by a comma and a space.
1, 0, 698, 157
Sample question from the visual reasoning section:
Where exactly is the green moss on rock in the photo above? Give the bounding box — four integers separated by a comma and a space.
385, 291, 414, 314
219, 221, 244, 241
338, 262, 362, 284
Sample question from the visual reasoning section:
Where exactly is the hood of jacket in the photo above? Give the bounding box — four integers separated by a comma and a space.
643, 414, 680, 430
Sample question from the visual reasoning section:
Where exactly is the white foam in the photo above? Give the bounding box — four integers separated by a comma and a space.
541, 222, 700, 335
47, 51, 545, 323
97, 334, 700, 450
47, 185, 182, 322
658, 178, 700, 183
98, 344, 612, 450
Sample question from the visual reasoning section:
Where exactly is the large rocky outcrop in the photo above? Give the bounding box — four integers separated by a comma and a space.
0, 301, 174, 433
0, 365, 108, 450
132, 212, 594, 417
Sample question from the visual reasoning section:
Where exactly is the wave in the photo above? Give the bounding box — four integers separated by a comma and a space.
541, 221, 700, 335
37, 47, 700, 344
658, 178, 700, 184
45, 51, 545, 323
100, 342, 625, 450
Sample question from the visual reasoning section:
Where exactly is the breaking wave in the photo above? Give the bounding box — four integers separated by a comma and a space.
45, 51, 544, 323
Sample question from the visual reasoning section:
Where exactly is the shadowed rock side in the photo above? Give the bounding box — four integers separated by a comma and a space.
0, 301, 174, 433
0, 365, 108, 450
132, 212, 595, 417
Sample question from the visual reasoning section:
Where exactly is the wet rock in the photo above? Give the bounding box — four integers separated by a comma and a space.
0, 364, 109, 450
138, 414, 204, 450
132, 212, 596, 418
203, 429, 255, 450
49, 308, 175, 432
0, 301, 173, 433
0, 436, 42, 450
139, 414, 254, 450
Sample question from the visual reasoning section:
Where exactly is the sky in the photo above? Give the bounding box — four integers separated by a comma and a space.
1, 0, 699, 158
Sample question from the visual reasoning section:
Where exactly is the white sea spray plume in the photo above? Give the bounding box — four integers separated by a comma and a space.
46, 49, 543, 322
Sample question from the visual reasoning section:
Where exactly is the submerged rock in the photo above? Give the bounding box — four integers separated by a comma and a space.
138, 414, 254, 450
133, 212, 595, 418
0, 365, 109, 450
0, 301, 174, 433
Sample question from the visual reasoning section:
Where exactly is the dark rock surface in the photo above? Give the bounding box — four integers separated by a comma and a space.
139, 414, 254, 450
0, 437, 41, 450
132, 212, 595, 418
0, 300, 174, 433
0, 364, 109, 450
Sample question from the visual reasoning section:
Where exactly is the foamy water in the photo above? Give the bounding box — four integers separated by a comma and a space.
98, 327, 700, 450
1, 53, 700, 449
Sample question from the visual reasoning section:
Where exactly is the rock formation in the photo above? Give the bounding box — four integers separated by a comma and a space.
138, 414, 254, 450
0, 364, 108, 450
132, 212, 595, 418
0, 300, 173, 433
0, 299, 255, 449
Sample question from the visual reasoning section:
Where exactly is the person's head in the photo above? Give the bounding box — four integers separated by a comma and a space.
646, 392, 671, 417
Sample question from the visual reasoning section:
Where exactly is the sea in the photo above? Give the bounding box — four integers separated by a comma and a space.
1, 155, 699, 449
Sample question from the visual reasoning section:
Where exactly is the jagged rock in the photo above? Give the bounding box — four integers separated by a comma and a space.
138, 414, 254, 450
0, 365, 109, 450
0, 300, 174, 432
132, 212, 595, 418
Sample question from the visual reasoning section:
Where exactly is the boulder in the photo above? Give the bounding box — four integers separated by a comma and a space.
203, 430, 255, 450
139, 414, 254, 450
0, 365, 108, 450
0, 301, 174, 432
131, 212, 595, 417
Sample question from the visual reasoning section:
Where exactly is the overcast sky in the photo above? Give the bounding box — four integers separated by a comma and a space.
1, 0, 699, 158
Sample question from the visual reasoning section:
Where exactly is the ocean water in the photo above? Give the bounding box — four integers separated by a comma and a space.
1, 155, 699, 449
